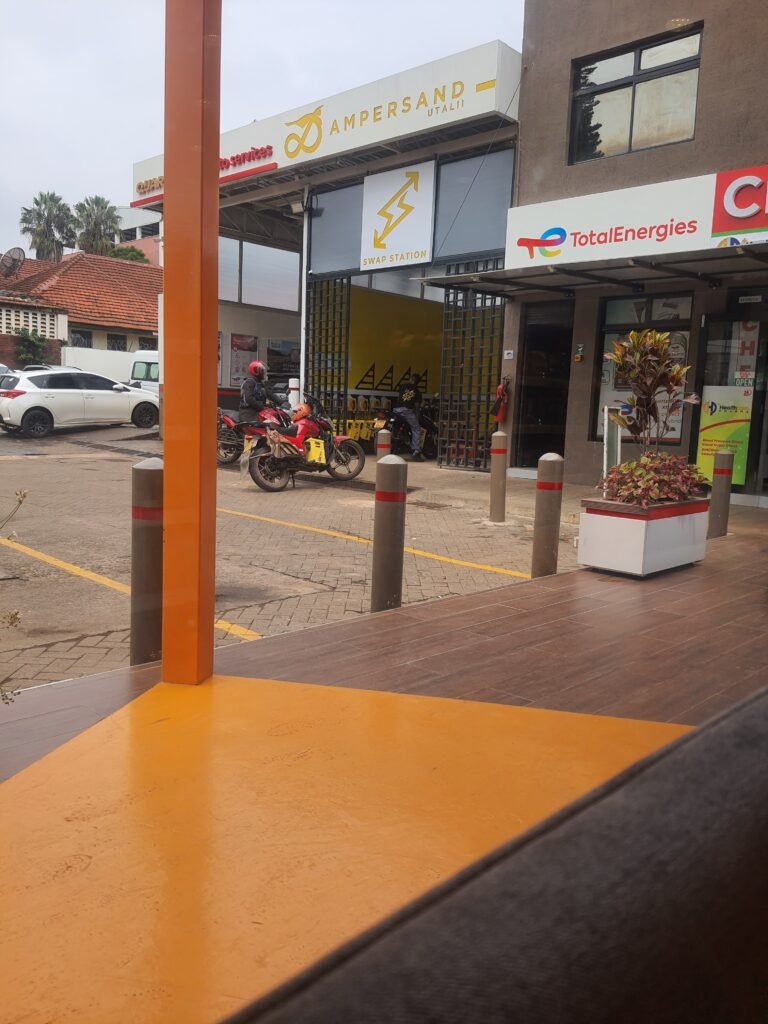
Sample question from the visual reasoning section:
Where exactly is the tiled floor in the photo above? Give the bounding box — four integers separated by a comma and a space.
1, 507, 766, 783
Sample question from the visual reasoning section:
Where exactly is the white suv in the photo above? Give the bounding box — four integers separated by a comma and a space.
0, 368, 159, 438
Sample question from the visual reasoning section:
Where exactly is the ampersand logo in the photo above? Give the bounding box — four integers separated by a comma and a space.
284, 106, 323, 159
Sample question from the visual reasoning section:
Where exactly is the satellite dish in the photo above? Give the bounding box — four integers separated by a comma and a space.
0, 247, 25, 278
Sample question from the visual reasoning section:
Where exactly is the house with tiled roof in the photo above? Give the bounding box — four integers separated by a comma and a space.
4, 253, 162, 353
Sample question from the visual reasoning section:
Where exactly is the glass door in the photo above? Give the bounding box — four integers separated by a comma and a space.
697, 318, 768, 493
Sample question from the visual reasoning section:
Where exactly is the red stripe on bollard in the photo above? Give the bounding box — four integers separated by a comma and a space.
490, 448, 507, 455
536, 481, 563, 491
375, 490, 406, 503
376, 444, 391, 451
132, 506, 163, 521
713, 468, 732, 476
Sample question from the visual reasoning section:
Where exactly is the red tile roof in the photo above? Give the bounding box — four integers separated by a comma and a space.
4, 253, 162, 332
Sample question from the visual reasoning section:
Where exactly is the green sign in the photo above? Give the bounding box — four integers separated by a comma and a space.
696, 386, 753, 485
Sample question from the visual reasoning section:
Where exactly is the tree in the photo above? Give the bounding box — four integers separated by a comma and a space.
19, 192, 76, 262
74, 195, 121, 255
108, 245, 150, 264
14, 328, 48, 365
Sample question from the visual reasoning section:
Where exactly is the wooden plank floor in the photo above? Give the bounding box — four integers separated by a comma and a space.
2, 507, 766, 781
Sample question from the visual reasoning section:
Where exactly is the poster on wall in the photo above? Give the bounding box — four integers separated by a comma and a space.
595, 331, 689, 441
696, 386, 754, 485
230, 334, 259, 387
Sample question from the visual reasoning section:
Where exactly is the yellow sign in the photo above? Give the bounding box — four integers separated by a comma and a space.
374, 171, 419, 250
284, 106, 323, 159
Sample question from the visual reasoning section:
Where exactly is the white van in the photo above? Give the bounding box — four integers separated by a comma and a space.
130, 350, 160, 395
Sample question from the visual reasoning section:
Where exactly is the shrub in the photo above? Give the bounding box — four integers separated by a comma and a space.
601, 452, 708, 508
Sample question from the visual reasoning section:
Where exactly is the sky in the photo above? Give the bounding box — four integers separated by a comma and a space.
0, 0, 524, 254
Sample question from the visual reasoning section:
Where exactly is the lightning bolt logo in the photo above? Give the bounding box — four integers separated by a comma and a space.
373, 170, 420, 249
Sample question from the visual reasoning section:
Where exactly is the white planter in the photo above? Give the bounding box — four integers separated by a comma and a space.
578, 499, 709, 577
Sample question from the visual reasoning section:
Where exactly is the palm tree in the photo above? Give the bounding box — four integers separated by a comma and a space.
19, 192, 76, 262
74, 195, 121, 256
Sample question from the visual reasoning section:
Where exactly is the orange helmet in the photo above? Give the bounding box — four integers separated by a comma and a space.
292, 402, 311, 422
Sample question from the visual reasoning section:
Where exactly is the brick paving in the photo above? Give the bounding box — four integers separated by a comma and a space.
0, 425, 586, 693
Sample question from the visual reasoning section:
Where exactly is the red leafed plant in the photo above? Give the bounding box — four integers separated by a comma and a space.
602, 452, 708, 508
600, 329, 705, 506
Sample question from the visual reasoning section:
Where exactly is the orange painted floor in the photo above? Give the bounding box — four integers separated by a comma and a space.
2, 675, 689, 1024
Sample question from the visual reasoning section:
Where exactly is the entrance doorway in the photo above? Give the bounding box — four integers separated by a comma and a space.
515, 302, 574, 468
699, 307, 768, 496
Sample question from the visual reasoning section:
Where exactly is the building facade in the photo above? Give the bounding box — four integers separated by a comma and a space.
489, 0, 768, 501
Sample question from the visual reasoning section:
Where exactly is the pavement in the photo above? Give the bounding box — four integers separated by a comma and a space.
0, 424, 588, 693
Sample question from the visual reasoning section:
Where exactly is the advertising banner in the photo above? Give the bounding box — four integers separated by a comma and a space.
230, 334, 259, 388
696, 386, 754, 485
505, 162, 768, 270
360, 162, 435, 269
133, 41, 520, 206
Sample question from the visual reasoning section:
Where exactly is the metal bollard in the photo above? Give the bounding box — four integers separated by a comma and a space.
708, 449, 734, 539
371, 454, 407, 613
489, 430, 509, 523
531, 453, 564, 579
130, 457, 164, 665
376, 428, 392, 460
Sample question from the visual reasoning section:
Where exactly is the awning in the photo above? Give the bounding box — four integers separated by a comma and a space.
424, 243, 768, 298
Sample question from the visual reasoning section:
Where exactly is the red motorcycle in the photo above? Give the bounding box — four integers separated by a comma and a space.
246, 394, 365, 492
216, 404, 291, 465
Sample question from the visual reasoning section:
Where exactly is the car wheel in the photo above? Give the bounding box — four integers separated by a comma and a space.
20, 409, 54, 439
131, 403, 159, 429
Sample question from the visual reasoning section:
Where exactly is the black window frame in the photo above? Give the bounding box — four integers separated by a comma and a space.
107, 333, 128, 352
570, 27, 702, 164
70, 329, 93, 349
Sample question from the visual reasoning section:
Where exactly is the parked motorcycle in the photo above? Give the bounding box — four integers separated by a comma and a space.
372, 400, 438, 459
216, 403, 291, 465
246, 393, 365, 492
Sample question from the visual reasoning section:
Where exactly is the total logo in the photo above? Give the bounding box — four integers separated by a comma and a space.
516, 226, 567, 259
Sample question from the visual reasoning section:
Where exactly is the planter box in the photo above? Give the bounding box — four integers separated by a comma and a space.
578, 498, 710, 577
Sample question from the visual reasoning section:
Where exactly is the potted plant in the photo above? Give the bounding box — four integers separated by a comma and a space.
578, 329, 709, 577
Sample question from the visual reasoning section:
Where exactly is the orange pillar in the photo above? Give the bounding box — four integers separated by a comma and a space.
161, 0, 222, 684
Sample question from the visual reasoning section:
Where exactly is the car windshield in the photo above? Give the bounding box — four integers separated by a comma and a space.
0, 374, 20, 389
132, 361, 159, 382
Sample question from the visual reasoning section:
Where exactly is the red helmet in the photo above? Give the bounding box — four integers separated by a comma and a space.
248, 360, 266, 380
292, 402, 311, 422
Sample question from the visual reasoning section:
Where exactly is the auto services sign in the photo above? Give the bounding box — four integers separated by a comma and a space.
505, 163, 768, 269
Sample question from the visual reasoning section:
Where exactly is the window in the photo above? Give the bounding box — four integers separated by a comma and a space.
107, 333, 127, 352
78, 373, 118, 390
433, 149, 514, 260
131, 360, 159, 382
0, 375, 20, 390
138, 337, 158, 350
32, 373, 80, 390
70, 329, 93, 348
593, 294, 692, 442
218, 236, 240, 301
241, 242, 300, 311
571, 31, 700, 163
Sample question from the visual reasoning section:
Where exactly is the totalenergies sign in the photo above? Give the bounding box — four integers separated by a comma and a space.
505, 164, 768, 270
131, 41, 520, 207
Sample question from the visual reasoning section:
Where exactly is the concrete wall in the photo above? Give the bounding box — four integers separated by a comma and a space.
517, 0, 768, 205
217, 301, 300, 389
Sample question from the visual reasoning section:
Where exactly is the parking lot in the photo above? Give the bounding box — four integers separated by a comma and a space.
0, 424, 584, 693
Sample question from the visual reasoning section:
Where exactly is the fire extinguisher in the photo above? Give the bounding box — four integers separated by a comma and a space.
492, 377, 509, 423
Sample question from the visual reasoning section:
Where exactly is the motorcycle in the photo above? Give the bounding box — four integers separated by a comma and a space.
372, 400, 438, 459
246, 393, 366, 492
216, 403, 292, 465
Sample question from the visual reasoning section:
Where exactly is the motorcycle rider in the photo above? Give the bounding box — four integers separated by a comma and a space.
393, 372, 424, 461
240, 360, 281, 416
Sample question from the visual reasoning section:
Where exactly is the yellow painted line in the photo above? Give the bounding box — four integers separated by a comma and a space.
214, 620, 261, 640
475, 78, 497, 92
0, 537, 260, 640
218, 506, 371, 545
217, 507, 530, 580
0, 537, 131, 594
402, 546, 529, 579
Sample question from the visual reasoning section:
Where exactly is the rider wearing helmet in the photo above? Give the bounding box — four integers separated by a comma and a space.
240, 360, 281, 415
